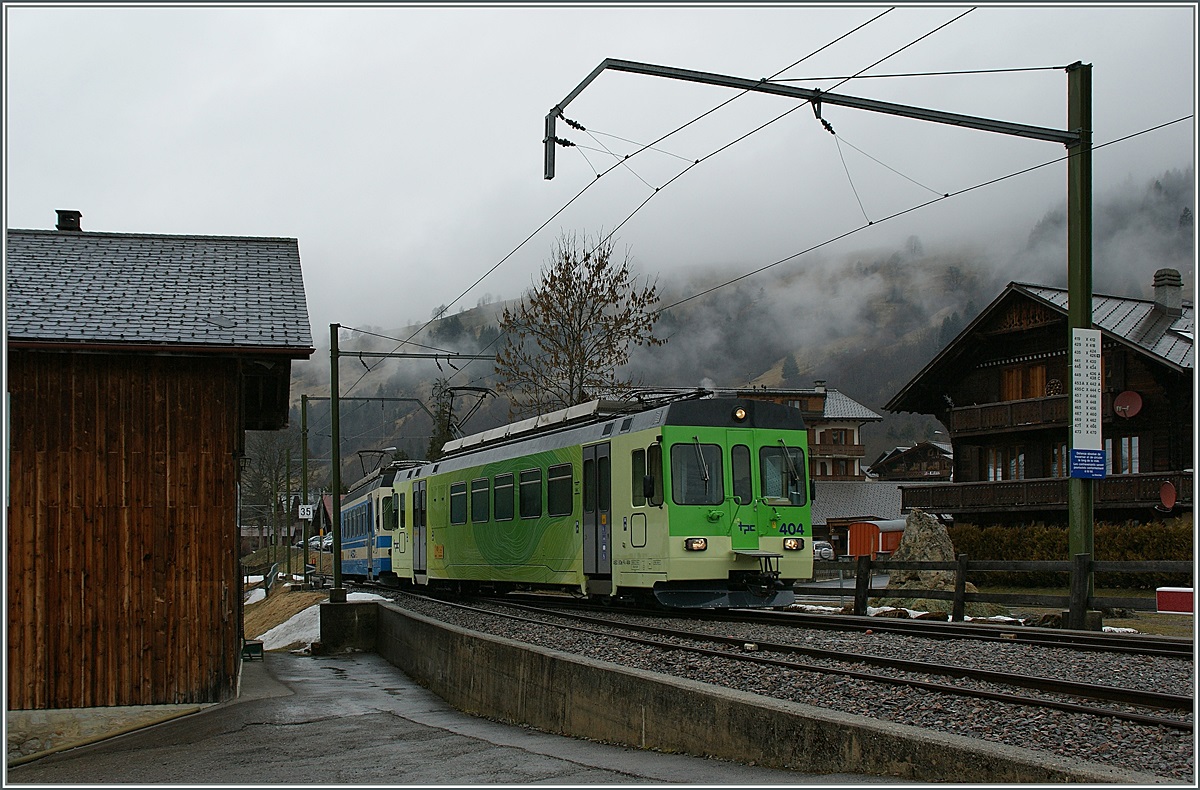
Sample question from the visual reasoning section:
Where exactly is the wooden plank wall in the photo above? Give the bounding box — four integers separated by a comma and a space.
7, 350, 243, 709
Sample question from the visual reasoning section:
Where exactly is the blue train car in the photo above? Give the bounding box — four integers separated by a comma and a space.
338, 461, 417, 584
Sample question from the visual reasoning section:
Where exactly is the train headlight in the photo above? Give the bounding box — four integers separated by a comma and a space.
783, 537, 804, 551
732, 407, 747, 422
684, 537, 708, 551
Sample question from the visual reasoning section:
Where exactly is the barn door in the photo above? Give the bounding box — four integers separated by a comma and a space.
583, 443, 612, 576
413, 479, 427, 574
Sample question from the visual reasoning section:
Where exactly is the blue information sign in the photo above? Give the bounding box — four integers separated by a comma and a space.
1070, 449, 1106, 479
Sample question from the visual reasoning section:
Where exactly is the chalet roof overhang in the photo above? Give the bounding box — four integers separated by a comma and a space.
885, 282, 1194, 415
6, 338, 315, 358
8, 340, 313, 431
884, 286, 1026, 414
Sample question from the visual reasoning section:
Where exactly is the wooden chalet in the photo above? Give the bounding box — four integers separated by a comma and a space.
6, 210, 314, 710
885, 269, 1193, 524
869, 441, 954, 481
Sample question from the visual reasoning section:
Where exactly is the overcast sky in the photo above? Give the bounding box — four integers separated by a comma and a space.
5, 3, 1195, 341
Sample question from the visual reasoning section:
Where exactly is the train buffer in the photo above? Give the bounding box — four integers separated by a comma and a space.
241, 638, 264, 661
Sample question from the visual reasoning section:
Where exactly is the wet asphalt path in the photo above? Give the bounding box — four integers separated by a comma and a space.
8, 651, 899, 785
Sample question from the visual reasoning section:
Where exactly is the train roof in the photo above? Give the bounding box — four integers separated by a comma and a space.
439, 390, 806, 459
344, 458, 429, 500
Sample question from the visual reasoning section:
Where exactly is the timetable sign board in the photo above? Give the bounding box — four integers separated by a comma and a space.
1070, 328, 1105, 479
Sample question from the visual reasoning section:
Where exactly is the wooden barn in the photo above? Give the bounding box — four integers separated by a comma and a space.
6, 210, 313, 710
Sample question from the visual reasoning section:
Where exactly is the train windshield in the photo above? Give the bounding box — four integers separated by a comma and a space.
760, 444, 807, 505
671, 441, 724, 505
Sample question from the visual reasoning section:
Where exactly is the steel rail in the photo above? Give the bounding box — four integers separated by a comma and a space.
385, 591, 1191, 732
493, 600, 1192, 714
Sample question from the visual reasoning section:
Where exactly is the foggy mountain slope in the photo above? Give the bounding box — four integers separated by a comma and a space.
291, 166, 1194, 473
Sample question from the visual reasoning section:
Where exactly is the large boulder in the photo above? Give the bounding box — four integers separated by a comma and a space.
873, 509, 1009, 618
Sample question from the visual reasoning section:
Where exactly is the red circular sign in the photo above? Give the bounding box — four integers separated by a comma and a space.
1160, 481, 1178, 510
1113, 390, 1142, 419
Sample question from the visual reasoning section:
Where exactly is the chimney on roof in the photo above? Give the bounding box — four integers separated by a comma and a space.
814, 380, 827, 393
1153, 268, 1183, 317
55, 209, 82, 232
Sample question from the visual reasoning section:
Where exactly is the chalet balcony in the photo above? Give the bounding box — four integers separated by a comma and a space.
900, 472, 1193, 514
949, 395, 1068, 435
810, 443, 865, 457
949, 393, 1122, 437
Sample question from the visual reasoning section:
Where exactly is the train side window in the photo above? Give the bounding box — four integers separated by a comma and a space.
398, 493, 406, 530
732, 444, 752, 505
450, 481, 468, 524
631, 449, 646, 507
494, 473, 514, 521
647, 443, 664, 506
519, 468, 542, 519
547, 463, 573, 516
471, 478, 490, 522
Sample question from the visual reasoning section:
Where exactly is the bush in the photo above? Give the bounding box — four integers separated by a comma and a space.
948, 514, 1193, 589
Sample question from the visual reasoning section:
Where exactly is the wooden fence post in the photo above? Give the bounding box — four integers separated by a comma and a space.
853, 554, 873, 616
952, 553, 969, 622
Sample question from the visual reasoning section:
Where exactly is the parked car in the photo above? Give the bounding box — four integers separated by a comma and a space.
321, 534, 334, 552
307, 535, 324, 551
813, 540, 835, 561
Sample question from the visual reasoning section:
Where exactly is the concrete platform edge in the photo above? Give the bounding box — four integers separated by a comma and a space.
373, 600, 1169, 784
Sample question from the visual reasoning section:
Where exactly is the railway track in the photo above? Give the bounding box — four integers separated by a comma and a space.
492, 591, 1194, 658
373, 589, 1192, 733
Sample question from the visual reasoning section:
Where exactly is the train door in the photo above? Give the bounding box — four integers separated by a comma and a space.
413, 479, 427, 576
728, 428, 759, 551
367, 497, 378, 579
583, 443, 612, 578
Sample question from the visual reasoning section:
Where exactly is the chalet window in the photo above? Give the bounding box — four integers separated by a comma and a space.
833, 459, 851, 477
1001, 364, 1046, 401
1051, 442, 1069, 478
829, 429, 849, 446
986, 446, 1025, 481
1106, 435, 1141, 475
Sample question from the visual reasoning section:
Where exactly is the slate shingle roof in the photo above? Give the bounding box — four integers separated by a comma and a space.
822, 389, 882, 422
811, 480, 944, 526
1017, 283, 1193, 372
6, 229, 313, 353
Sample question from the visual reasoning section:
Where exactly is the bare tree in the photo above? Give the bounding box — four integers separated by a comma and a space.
495, 232, 665, 415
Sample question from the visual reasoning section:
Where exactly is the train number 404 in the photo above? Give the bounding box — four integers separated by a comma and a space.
777, 523, 806, 535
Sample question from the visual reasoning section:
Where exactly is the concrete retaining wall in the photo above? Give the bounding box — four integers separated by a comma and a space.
369, 601, 1163, 784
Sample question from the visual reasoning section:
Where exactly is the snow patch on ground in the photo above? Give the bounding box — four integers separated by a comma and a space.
244, 588, 265, 605
256, 592, 385, 649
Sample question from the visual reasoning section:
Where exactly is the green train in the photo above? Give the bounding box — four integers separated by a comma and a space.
343, 393, 814, 608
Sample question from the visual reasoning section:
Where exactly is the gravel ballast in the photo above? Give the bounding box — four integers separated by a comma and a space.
385, 593, 1195, 783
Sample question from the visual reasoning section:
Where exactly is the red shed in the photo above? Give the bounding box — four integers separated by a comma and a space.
847, 519, 906, 559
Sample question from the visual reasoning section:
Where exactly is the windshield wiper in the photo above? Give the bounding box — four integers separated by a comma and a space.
778, 439, 801, 492
692, 436, 710, 492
